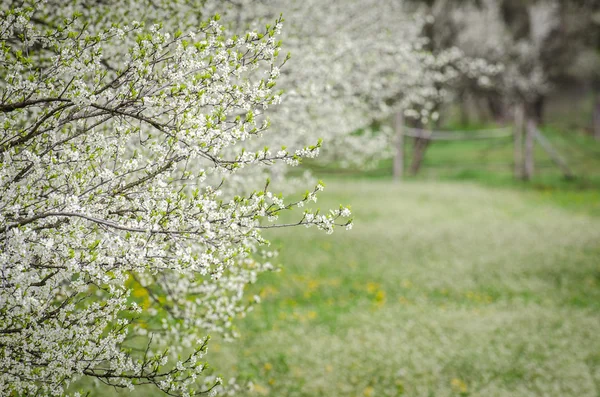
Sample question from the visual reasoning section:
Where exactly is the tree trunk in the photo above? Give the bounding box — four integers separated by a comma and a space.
524, 116, 536, 181
513, 103, 525, 179
532, 95, 546, 125
487, 96, 506, 124
409, 137, 430, 176
460, 91, 470, 126
393, 111, 404, 181
474, 95, 489, 122
594, 91, 600, 141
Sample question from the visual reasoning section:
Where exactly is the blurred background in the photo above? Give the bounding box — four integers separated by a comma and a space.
206, 1, 600, 396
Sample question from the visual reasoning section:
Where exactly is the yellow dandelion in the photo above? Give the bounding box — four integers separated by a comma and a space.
451, 378, 468, 393
307, 279, 319, 290
366, 282, 379, 293
251, 383, 269, 395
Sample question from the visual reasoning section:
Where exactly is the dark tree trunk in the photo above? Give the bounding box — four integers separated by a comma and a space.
460, 91, 470, 126
409, 137, 430, 176
475, 95, 489, 122
523, 116, 536, 181
487, 96, 507, 124
594, 91, 600, 141
532, 95, 546, 125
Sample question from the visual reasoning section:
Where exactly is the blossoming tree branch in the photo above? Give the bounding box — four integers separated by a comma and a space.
0, 1, 351, 395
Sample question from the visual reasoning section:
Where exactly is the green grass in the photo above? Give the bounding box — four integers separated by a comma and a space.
198, 179, 600, 397
308, 125, 600, 216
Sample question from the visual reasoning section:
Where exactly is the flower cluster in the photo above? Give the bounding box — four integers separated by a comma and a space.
0, 1, 351, 395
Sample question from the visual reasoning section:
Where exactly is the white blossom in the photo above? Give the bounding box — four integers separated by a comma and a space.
0, 1, 351, 395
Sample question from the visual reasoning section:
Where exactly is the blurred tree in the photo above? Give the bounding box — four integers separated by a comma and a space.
411, 0, 600, 131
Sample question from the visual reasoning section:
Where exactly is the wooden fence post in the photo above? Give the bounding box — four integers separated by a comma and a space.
513, 103, 524, 179
524, 116, 536, 181
393, 111, 404, 181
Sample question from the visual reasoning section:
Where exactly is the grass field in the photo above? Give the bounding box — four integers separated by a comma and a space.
95, 126, 600, 397
200, 179, 600, 397
310, 125, 600, 216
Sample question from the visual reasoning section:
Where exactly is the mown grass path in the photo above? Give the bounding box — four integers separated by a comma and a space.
212, 180, 600, 397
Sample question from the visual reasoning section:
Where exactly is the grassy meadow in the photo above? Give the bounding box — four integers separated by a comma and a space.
203, 179, 600, 397
102, 127, 600, 397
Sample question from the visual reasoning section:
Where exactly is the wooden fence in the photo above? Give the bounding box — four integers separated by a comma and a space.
393, 106, 574, 181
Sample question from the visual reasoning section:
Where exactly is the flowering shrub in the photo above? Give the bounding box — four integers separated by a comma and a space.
0, 2, 351, 395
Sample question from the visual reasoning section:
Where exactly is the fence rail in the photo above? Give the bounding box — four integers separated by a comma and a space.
403, 126, 513, 141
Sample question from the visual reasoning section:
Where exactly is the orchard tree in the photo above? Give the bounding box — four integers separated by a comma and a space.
0, 1, 352, 396
221, 0, 498, 173
450, 0, 557, 123
317, 0, 500, 175
449, 0, 600, 126
211, 0, 385, 171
